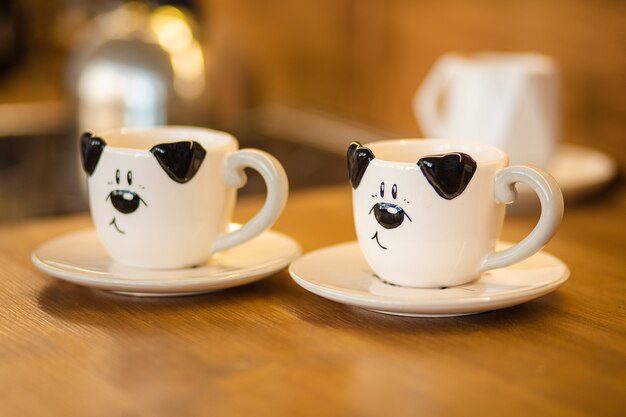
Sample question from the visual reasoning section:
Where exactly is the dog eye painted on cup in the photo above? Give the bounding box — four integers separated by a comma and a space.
347, 141, 477, 250
80, 132, 207, 235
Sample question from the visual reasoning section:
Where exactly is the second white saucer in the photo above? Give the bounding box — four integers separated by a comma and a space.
289, 241, 569, 317
32, 226, 301, 296
512, 143, 617, 213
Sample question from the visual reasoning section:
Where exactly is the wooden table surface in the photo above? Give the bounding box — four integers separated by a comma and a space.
0, 183, 624, 417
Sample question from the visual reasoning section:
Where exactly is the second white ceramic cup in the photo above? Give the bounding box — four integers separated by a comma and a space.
80, 126, 288, 269
348, 139, 563, 288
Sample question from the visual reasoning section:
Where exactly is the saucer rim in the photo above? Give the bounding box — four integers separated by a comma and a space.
518, 143, 617, 196
32, 226, 301, 294
289, 241, 570, 316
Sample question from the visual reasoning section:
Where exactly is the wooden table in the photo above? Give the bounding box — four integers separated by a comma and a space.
0, 184, 624, 417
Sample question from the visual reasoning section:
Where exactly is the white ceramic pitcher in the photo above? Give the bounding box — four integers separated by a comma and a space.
414, 52, 560, 168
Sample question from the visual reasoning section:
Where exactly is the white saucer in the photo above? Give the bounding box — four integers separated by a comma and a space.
32, 226, 301, 297
512, 143, 618, 212
289, 241, 569, 317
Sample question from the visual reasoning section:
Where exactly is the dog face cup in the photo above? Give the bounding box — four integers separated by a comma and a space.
81, 126, 288, 269
82, 133, 207, 233
348, 139, 564, 288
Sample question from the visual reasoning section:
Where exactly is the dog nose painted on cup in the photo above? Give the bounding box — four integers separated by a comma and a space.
107, 190, 145, 214
370, 202, 411, 229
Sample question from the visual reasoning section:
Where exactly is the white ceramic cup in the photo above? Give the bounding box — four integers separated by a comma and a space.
348, 139, 563, 288
414, 52, 560, 168
80, 126, 288, 269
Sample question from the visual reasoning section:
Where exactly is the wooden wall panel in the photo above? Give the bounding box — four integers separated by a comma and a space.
204, 0, 626, 165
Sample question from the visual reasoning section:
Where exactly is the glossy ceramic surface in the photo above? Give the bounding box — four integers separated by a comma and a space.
349, 139, 563, 288
289, 241, 569, 317
83, 126, 288, 269
32, 225, 301, 296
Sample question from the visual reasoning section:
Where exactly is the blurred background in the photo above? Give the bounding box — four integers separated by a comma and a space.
0, 0, 624, 220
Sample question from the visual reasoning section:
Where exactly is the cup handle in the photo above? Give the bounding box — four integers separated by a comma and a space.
212, 149, 289, 252
480, 165, 564, 272
414, 54, 457, 136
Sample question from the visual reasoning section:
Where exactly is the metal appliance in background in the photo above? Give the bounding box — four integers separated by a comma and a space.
0, 1, 210, 221
69, 1, 209, 133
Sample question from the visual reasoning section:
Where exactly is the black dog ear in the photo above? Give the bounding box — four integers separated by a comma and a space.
150, 141, 207, 183
347, 141, 375, 189
80, 132, 106, 176
417, 152, 477, 200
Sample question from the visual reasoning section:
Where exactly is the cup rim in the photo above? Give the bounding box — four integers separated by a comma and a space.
362, 138, 509, 166
94, 125, 238, 152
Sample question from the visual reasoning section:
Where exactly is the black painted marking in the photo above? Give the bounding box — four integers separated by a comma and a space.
347, 142, 374, 189
80, 132, 106, 176
127, 171, 132, 185
371, 231, 387, 250
151, 141, 207, 183
109, 217, 125, 234
392, 183, 397, 199
373, 274, 402, 286
417, 152, 477, 200
373, 274, 455, 290
115, 169, 120, 184
369, 202, 412, 229
106, 190, 147, 214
